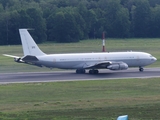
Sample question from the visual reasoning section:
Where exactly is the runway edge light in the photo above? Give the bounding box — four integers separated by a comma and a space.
117, 115, 128, 120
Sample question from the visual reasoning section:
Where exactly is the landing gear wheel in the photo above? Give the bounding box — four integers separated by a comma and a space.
94, 70, 99, 74
139, 67, 144, 72
89, 70, 93, 74
89, 69, 99, 74
76, 69, 86, 74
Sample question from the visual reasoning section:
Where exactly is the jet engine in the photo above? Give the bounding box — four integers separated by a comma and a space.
107, 62, 128, 70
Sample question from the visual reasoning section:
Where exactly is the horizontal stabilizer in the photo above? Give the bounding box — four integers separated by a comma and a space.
22, 55, 39, 62
3, 54, 23, 63
3, 54, 20, 59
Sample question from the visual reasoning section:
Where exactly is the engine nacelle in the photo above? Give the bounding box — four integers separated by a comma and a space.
107, 62, 128, 70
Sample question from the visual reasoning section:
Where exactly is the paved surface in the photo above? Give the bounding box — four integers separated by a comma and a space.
0, 68, 160, 84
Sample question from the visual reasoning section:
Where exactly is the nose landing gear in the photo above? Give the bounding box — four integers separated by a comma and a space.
139, 67, 144, 72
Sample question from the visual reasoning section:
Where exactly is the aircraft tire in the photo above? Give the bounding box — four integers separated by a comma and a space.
139, 67, 144, 72
89, 70, 93, 74
89, 70, 99, 74
76, 69, 85, 74
95, 70, 99, 74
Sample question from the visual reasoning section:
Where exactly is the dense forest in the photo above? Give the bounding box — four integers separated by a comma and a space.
0, 0, 160, 45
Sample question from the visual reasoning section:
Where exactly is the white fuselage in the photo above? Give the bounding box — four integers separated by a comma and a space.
34, 52, 156, 69
4, 29, 157, 73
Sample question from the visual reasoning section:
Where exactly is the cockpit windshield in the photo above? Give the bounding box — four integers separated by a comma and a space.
150, 55, 153, 57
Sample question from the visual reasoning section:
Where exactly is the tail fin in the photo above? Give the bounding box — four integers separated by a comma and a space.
19, 29, 46, 56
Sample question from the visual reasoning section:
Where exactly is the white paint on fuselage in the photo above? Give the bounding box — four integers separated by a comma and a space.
4, 29, 157, 73
35, 52, 156, 69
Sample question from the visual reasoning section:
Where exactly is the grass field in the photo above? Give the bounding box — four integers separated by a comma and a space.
0, 38, 160, 73
0, 78, 160, 120
0, 38, 160, 120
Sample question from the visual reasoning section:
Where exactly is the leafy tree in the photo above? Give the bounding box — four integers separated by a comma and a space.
64, 0, 79, 7
0, 0, 11, 9
87, 9, 98, 38
150, 5, 160, 37
73, 11, 86, 40
131, 0, 151, 37
0, 8, 46, 45
77, 3, 89, 39
7, 10, 21, 45
0, 3, 3, 11
148, 0, 160, 7
1, 0, 160, 45
0, 12, 10, 45
18, 9, 32, 28
104, 0, 130, 38
47, 7, 83, 43
25, 8, 46, 43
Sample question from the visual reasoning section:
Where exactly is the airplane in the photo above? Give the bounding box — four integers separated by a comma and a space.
3, 29, 157, 74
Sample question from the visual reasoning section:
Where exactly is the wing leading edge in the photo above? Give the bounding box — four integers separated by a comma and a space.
83, 61, 112, 69
83, 61, 128, 70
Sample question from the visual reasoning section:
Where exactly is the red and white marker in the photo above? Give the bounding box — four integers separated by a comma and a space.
102, 32, 106, 52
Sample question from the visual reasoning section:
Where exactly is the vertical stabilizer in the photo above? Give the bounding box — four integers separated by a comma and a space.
19, 29, 45, 56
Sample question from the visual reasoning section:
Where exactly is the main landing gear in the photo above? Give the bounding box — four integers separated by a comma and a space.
139, 67, 144, 72
76, 69, 86, 74
89, 69, 99, 74
76, 69, 99, 74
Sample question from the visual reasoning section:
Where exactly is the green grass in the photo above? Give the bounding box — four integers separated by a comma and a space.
0, 38, 160, 73
0, 78, 160, 119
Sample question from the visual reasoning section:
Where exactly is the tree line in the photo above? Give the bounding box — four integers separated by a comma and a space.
0, 0, 160, 45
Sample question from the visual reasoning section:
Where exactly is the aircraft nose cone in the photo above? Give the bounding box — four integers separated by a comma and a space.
152, 57, 157, 62
154, 57, 157, 61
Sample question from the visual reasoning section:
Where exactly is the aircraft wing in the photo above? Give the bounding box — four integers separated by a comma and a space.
83, 61, 112, 69
83, 61, 128, 70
